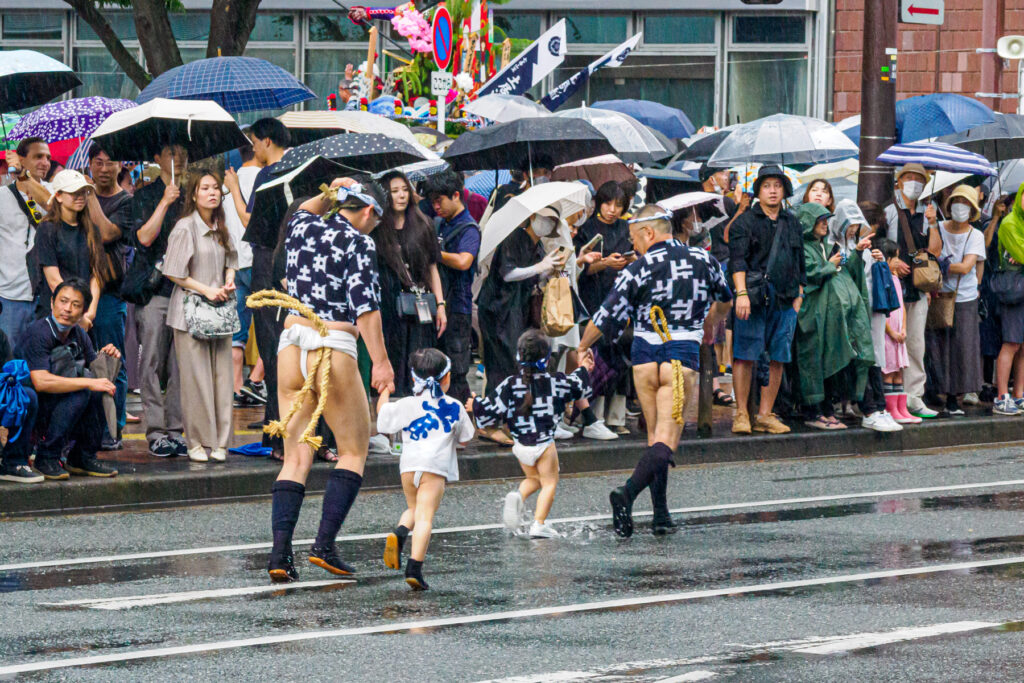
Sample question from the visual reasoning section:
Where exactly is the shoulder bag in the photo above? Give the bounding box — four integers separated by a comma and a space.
898, 207, 942, 293
9, 185, 43, 299
394, 256, 437, 325
120, 248, 165, 306
743, 220, 782, 310
183, 292, 240, 340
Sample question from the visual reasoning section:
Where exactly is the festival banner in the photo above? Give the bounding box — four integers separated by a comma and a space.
540, 33, 642, 112
475, 19, 566, 98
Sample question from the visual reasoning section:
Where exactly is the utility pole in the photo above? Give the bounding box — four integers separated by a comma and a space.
857, 0, 898, 206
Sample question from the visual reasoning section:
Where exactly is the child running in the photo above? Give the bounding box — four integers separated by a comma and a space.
468, 329, 594, 539
377, 348, 475, 590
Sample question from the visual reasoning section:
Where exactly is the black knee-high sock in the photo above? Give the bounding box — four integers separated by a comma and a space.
314, 469, 363, 549
647, 443, 675, 518
271, 480, 305, 552
395, 524, 410, 554
625, 443, 675, 501
581, 407, 598, 426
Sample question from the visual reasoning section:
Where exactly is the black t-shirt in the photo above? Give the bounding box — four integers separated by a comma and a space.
131, 178, 183, 299
17, 316, 96, 374
709, 196, 738, 265
477, 227, 543, 316
492, 182, 523, 213
241, 165, 277, 249
574, 215, 631, 319
36, 221, 89, 302
96, 191, 131, 296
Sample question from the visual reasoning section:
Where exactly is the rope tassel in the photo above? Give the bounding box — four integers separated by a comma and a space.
649, 306, 686, 426
246, 290, 333, 449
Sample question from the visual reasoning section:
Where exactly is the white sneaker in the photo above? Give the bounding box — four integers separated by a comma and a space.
188, 446, 208, 462
861, 411, 902, 432
209, 448, 227, 462
582, 419, 619, 440
502, 491, 524, 530
368, 434, 390, 454
559, 419, 580, 435
962, 392, 980, 406
554, 424, 574, 440
528, 520, 562, 538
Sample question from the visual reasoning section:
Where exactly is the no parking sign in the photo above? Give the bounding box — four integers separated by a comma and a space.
432, 6, 453, 71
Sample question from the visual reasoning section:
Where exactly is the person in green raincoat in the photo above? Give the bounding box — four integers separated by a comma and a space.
993, 183, 1024, 415
793, 202, 876, 430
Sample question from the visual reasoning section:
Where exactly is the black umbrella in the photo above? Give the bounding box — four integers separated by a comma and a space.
639, 168, 703, 203
0, 50, 81, 113
936, 114, 1024, 162
272, 133, 429, 176
443, 118, 616, 172
671, 126, 735, 164
243, 155, 369, 250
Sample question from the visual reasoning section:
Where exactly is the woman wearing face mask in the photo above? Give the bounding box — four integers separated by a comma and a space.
801, 179, 835, 212
162, 172, 238, 463
927, 185, 986, 417
373, 171, 446, 396
477, 209, 568, 393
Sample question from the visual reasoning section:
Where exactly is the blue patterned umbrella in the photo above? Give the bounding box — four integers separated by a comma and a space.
8, 96, 136, 143
876, 141, 996, 176
137, 56, 315, 113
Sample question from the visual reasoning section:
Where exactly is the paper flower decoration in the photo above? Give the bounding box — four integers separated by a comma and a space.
454, 73, 474, 93
392, 2, 433, 54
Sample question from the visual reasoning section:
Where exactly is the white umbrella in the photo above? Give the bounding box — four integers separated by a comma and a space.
707, 114, 860, 167
479, 182, 591, 264
463, 94, 552, 124
922, 171, 970, 199
555, 106, 670, 165
278, 109, 438, 160
657, 191, 728, 233
799, 158, 860, 185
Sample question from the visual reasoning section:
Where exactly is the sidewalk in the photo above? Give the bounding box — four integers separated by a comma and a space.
2, 396, 1021, 517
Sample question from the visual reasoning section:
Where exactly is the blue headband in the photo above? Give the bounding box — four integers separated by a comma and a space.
516, 353, 549, 372
411, 357, 451, 399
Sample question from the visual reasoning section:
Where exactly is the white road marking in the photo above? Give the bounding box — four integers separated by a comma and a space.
38, 579, 353, 610
1, 556, 1021, 675
656, 672, 718, 682
4, 477, 1024, 573
791, 620, 998, 655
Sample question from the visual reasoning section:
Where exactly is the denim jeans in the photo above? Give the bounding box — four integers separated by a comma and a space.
91, 294, 128, 432
232, 267, 253, 349
0, 297, 35, 347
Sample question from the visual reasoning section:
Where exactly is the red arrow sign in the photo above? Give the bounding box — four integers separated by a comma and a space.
907, 5, 939, 14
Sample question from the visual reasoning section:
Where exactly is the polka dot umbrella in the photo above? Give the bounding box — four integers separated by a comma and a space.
271, 133, 430, 176
8, 96, 136, 143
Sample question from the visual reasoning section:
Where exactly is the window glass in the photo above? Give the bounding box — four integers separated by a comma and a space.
73, 47, 138, 100
727, 52, 808, 123
3, 11, 62, 41
170, 12, 211, 41
492, 13, 542, 41
643, 14, 715, 45
308, 14, 366, 42
558, 14, 627, 44
76, 13, 136, 41
243, 48, 295, 73
250, 14, 294, 42
732, 15, 805, 44
304, 49, 367, 110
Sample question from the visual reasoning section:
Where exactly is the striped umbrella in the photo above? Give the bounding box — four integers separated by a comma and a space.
876, 141, 996, 176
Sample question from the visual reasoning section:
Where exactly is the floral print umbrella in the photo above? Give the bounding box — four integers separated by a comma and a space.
8, 96, 137, 143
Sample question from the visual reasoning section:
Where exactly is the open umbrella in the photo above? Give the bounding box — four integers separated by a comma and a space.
465, 169, 512, 198
638, 168, 702, 202
657, 191, 728, 232
592, 99, 695, 139
876, 141, 997, 176
0, 113, 20, 150
708, 114, 859, 168
798, 158, 860, 185
278, 110, 438, 159
922, 171, 972, 200
463, 94, 552, 123
554, 107, 670, 165
411, 125, 453, 151
379, 158, 450, 183
8, 96, 136, 143
836, 114, 860, 145
479, 182, 591, 264
551, 153, 635, 190
443, 118, 615, 172
731, 163, 802, 195
895, 94, 996, 144
936, 114, 1024, 163
672, 125, 739, 163
137, 56, 315, 113
0, 50, 81, 113
272, 133, 429, 176
89, 98, 248, 163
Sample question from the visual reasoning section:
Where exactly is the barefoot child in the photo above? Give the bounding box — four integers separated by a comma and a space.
377, 349, 475, 590
468, 329, 594, 538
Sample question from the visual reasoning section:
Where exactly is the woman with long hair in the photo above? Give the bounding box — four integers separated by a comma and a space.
802, 179, 835, 212
162, 172, 238, 463
36, 170, 117, 323
374, 171, 446, 395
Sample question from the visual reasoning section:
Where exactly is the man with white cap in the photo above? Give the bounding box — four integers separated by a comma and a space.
884, 163, 942, 419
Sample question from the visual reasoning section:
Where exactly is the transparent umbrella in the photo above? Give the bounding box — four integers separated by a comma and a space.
555, 106, 670, 165
463, 94, 552, 124
707, 114, 859, 168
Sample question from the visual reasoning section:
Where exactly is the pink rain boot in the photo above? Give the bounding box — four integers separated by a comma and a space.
884, 394, 904, 423
895, 393, 922, 424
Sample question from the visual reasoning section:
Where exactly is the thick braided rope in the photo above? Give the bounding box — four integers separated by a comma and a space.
245, 289, 331, 450
649, 306, 686, 425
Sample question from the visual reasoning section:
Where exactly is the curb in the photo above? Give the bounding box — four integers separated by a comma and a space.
2, 414, 1021, 517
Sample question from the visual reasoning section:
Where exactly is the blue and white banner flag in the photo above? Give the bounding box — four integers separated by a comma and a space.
540, 33, 642, 112
477, 19, 566, 99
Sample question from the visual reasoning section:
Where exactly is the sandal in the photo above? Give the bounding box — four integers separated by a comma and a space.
712, 389, 735, 406
270, 447, 285, 462
316, 447, 339, 462
804, 417, 841, 430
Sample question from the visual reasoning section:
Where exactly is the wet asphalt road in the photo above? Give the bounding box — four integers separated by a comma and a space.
4, 444, 1024, 681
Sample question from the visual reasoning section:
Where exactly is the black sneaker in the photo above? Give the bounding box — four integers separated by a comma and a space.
66, 456, 118, 478
170, 435, 188, 456
99, 435, 123, 451
308, 543, 356, 576
240, 380, 268, 405
233, 392, 256, 408
0, 462, 44, 483
34, 458, 69, 480
148, 437, 177, 458
267, 548, 299, 583
651, 514, 678, 536
609, 487, 634, 538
